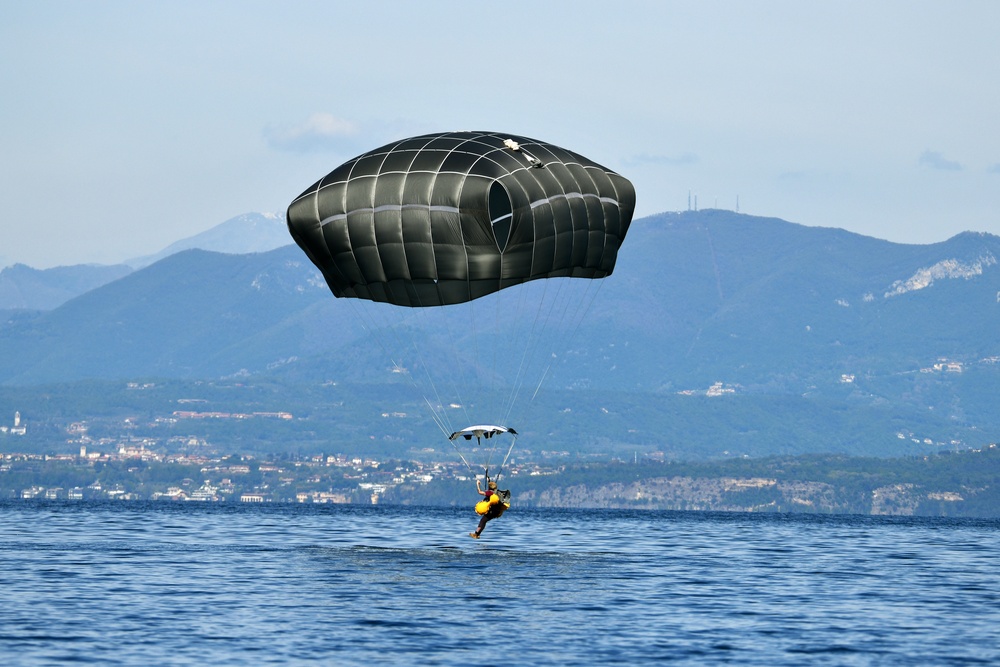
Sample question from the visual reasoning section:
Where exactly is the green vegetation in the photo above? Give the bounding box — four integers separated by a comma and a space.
2, 375, 992, 464
390, 446, 1000, 517
1, 353, 998, 518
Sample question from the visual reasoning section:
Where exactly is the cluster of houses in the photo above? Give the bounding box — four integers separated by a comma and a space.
0, 411, 26, 436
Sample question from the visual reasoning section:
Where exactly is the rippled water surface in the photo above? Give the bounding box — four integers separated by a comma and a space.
2, 501, 998, 665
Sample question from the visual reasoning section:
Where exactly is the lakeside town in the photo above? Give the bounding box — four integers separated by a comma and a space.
0, 437, 572, 504
0, 410, 569, 504
4, 426, 1000, 518
3, 447, 449, 504
4, 406, 1000, 517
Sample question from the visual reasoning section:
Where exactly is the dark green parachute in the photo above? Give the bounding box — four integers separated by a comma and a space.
286, 131, 636, 307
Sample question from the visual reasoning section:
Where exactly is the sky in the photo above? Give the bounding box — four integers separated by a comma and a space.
2, 0, 999, 269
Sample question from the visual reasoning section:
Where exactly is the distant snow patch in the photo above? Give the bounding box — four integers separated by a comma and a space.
884, 254, 996, 298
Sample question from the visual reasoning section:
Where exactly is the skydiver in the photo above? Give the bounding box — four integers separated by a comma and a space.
469, 478, 505, 539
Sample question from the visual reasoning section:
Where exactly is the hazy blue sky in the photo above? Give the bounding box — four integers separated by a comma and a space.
3, 1, 999, 268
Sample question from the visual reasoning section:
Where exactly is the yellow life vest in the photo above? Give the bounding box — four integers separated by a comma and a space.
475, 493, 501, 515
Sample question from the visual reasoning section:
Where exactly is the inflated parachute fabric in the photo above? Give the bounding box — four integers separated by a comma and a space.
286, 131, 636, 307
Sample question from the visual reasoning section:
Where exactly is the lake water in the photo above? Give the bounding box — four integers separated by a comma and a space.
1, 501, 998, 666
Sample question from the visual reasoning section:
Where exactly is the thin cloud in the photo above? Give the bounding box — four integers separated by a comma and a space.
918, 150, 963, 171
264, 113, 359, 152
777, 169, 811, 181
625, 152, 698, 167
987, 163, 1000, 174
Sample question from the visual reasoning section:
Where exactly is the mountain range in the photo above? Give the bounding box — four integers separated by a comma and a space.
2, 209, 999, 460
0, 212, 290, 312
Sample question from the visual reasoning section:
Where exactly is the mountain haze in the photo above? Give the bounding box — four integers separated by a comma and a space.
126, 212, 290, 269
3, 210, 999, 459
0, 212, 290, 312
0, 263, 133, 312
604, 212, 1000, 390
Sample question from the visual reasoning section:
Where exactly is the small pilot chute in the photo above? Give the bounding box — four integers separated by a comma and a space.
449, 424, 517, 445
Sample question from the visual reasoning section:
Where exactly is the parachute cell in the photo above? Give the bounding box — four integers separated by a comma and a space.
286, 131, 636, 307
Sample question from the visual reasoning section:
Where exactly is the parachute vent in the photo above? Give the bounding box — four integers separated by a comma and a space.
488, 181, 513, 252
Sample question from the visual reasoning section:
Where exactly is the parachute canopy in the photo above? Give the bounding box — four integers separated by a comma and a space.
448, 424, 517, 444
446, 425, 518, 478
286, 131, 636, 307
